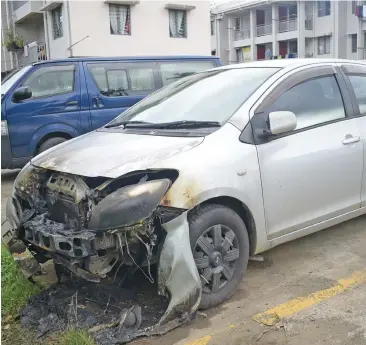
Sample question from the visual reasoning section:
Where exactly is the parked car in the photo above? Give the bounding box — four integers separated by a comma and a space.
1, 55, 221, 169
3, 59, 366, 337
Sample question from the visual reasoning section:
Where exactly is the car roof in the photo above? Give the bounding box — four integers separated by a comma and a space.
216, 58, 366, 70
34, 55, 220, 65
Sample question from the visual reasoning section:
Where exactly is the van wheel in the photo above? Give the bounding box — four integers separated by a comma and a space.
189, 204, 250, 310
38, 137, 68, 154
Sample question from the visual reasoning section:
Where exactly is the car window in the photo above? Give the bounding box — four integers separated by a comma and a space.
87, 62, 156, 96
21, 65, 75, 98
348, 75, 366, 115
108, 67, 280, 126
159, 61, 216, 86
267, 76, 345, 130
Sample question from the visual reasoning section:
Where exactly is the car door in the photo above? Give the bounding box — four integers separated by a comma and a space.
340, 63, 366, 208
252, 65, 363, 239
83, 61, 159, 130
5, 62, 81, 159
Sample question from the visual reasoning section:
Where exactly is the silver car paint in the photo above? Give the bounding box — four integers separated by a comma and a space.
30, 59, 366, 256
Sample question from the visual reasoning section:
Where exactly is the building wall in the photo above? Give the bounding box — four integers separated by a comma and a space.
44, 0, 211, 58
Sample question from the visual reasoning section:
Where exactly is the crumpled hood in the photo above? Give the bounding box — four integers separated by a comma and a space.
31, 130, 204, 178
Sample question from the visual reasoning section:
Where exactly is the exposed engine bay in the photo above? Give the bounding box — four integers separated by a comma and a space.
3, 163, 202, 343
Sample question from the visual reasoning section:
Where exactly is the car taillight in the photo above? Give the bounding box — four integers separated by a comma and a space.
1, 120, 8, 136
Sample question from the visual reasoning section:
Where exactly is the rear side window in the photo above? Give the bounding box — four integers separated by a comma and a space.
87, 62, 156, 97
159, 61, 216, 86
348, 75, 366, 115
267, 76, 345, 130
21, 65, 75, 98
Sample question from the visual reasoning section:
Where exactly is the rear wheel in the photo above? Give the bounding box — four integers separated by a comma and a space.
38, 137, 68, 154
189, 204, 250, 309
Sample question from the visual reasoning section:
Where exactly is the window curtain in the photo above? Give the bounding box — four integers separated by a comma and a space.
110, 5, 128, 34
177, 11, 184, 37
169, 10, 178, 37
169, 10, 185, 37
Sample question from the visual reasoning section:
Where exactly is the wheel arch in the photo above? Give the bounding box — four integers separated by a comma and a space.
35, 131, 73, 155
188, 196, 257, 256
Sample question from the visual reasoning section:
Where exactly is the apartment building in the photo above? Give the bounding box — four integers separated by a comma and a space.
211, 0, 366, 64
1, 0, 211, 75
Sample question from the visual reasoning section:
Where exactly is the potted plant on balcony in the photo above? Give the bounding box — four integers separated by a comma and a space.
3, 31, 24, 52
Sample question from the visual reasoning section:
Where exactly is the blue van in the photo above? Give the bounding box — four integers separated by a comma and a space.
1, 56, 221, 169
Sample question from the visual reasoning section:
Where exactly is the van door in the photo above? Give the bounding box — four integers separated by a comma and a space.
83, 61, 159, 130
5, 62, 82, 160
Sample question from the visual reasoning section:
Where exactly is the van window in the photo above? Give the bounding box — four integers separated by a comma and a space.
21, 65, 75, 98
159, 61, 216, 86
87, 62, 156, 97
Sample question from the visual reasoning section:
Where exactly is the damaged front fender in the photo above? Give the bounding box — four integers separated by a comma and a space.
158, 211, 201, 324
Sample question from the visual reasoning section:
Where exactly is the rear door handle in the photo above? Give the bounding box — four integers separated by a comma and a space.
342, 136, 361, 145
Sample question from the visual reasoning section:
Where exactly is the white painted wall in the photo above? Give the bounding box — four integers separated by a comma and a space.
47, 0, 211, 57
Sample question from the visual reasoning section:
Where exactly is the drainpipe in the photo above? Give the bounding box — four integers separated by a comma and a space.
65, 0, 73, 57
216, 14, 223, 60
44, 11, 51, 60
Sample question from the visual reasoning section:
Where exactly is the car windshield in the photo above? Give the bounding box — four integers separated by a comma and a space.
106, 67, 280, 128
1, 66, 32, 96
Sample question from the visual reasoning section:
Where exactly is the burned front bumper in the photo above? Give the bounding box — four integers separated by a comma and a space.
3, 166, 202, 340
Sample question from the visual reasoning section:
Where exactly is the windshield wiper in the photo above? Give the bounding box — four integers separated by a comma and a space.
104, 120, 152, 128
123, 120, 221, 129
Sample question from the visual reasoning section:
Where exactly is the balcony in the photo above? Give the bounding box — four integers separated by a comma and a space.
234, 29, 250, 41
279, 18, 297, 33
256, 24, 272, 37
13, 0, 43, 23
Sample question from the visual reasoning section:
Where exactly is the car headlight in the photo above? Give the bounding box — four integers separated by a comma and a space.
88, 179, 171, 231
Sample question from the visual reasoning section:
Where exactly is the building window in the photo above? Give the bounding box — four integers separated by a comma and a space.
211, 20, 215, 35
233, 17, 240, 31
169, 9, 187, 38
318, 36, 330, 55
109, 4, 131, 35
51, 6, 63, 39
318, 1, 330, 17
351, 34, 357, 53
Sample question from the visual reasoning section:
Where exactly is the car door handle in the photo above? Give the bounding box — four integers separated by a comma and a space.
342, 136, 361, 145
92, 97, 104, 108
65, 101, 78, 107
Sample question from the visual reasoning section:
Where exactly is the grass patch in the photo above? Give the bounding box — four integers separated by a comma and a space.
56, 329, 96, 345
1, 243, 41, 317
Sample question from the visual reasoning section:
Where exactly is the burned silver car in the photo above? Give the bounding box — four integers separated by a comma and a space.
5, 59, 366, 340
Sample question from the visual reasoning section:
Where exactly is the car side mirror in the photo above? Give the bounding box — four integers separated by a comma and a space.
12, 86, 32, 103
268, 111, 297, 135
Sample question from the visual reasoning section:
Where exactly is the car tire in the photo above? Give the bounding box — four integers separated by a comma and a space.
189, 204, 250, 310
38, 137, 68, 154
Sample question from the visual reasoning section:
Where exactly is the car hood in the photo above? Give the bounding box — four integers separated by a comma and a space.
31, 130, 204, 178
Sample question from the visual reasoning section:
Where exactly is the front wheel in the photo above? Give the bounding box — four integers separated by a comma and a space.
189, 204, 250, 309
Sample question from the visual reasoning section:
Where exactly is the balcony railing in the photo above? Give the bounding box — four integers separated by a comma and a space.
256, 24, 272, 37
278, 18, 297, 33
234, 29, 251, 40
305, 18, 313, 30
23, 43, 47, 65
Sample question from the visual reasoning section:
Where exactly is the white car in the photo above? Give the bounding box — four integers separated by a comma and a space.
4, 59, 366, 334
